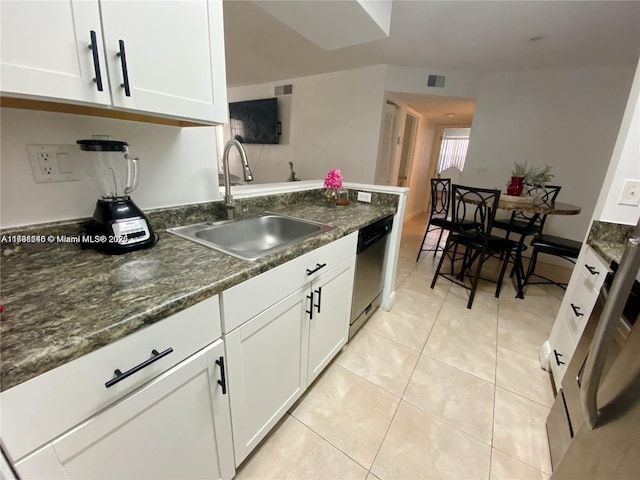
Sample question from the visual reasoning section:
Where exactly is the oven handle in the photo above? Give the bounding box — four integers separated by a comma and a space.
580, 234, 640, 429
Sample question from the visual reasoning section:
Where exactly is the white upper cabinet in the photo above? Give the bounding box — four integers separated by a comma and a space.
0, 1, 110, 105
0, 0, 228, 124
99, 0, 227, 123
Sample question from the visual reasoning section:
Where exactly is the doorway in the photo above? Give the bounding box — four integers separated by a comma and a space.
396, 112, 418, 187
374, 100, 399, 185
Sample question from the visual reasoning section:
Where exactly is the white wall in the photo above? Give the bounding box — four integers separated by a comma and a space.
227, 65, 387, 185
594, 61, 640, 225
0, 108, 220, 228
461, 64, 636, 241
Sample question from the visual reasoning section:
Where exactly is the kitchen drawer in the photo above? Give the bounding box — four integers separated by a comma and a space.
549, 319, 576, 384
1, 295, 221, 461
221, 232, 357, 333
564, 275, 600, 344
580, 246, 609, 291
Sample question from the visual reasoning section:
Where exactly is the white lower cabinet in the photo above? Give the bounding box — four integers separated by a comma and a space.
548, 245, 610, 386
225, 288, 309, 464
222, 234, 358, 466
548, 319, 576, 384
3, 295, 235, 480
15, 339, 235, 480
307, 257, 354, 382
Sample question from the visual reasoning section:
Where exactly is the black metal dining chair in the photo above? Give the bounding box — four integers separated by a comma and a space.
430, 185, 518, 309
493, 185, 562, 296
493, 185, 562, 241
416, 178, 478, 261
416, 178, 451, 261
522, 234, 582, 290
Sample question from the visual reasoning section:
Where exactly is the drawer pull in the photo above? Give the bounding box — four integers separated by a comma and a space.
584, 264, 600, 276
88, 30, 104, 92
116, 39, 131, 97
553, 349, 565, 366
314, 286, 322, 314
306, 263, 327, 275
571, 303, 584, 317
215, 356, 227, 395
306, 292, 314, 320
105, 347, 173, 388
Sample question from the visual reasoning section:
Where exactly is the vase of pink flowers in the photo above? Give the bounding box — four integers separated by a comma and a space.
324, 169, 343, 206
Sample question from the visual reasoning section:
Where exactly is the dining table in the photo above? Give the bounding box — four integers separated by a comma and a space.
465, 196, 581, 299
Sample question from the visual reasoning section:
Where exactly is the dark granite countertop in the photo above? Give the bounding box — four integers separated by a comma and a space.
587, 220, 636, 265
0, 189, 397, 391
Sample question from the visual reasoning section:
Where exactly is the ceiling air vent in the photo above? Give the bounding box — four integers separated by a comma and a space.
427, 75, 446, 88
274, 84, 293, 96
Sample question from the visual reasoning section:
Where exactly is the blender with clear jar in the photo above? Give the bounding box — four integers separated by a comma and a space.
77, 137, 157, 254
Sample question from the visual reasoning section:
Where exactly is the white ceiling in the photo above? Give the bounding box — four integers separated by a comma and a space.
223, 0, 640, 118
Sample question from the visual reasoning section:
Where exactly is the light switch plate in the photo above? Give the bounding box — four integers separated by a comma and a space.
27, 145, 82, 183
618, 179, 640, 206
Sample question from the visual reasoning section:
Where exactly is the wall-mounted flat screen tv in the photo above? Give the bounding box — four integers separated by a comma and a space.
229, 97, 280, 144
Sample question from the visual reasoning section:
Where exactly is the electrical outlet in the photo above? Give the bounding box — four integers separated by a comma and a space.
357, 191, 372, 203
619, 179, 640, 206
38, 152, 54, 176
27, 145, 82, 183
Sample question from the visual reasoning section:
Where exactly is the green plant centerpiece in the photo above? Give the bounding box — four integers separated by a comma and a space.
512, 161, 554, 189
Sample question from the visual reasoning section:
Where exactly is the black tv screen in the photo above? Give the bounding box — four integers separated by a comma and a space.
229, 98, 279, 144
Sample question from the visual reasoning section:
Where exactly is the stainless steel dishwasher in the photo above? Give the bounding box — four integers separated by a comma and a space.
349, 215, 394, 340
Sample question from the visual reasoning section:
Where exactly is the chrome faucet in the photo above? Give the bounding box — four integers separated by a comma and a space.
222, 139, 253, 219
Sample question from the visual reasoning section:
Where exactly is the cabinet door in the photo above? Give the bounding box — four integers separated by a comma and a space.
308, 257, 355, 381
549, 320, 576, 385
51, 340, 234, 480
99, 0, 227, 123
225, 288, 309, 465
0, 0, 111, 105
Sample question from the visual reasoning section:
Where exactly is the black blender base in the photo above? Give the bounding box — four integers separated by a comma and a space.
81, 222, 158, 255
82, 198, 158, 255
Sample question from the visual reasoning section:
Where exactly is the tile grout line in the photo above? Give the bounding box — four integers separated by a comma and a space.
489, 298, 502, 479
285, 414, 373, 475
494, 300, 553, 476
396, 267, 498, 449
364, 238, 440, 478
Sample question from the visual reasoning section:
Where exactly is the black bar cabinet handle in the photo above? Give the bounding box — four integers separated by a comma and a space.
314, 286, 322, 314
88, 30, 103, 92
306, 292, 314, 320
215, 356, 227, 395
571, 303, 584, 317
553, 349, 565, 366
306, 263, 327, 276
105, 347, 173, 388
584, 264, 600, 276
117, 39, 131, 97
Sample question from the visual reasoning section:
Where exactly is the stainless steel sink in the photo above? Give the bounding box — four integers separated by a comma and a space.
167, 213, 335, 261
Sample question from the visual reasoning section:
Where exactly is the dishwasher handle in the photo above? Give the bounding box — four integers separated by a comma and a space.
357, 216, 393, 254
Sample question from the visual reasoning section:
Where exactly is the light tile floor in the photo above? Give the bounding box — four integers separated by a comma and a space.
236, 214, 572, 480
